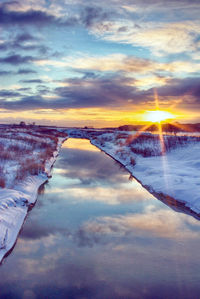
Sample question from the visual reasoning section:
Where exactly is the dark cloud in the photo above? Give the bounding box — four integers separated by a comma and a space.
0, 42, 9, 51
15, 32, 35, 43
21, 221, 67, 240
0, 89, 21, 97
0, 68, 37, 76
36, 85, 50, 95
54, 76, 140, 108
0, 4, 78, 27
1, 95, 44, 110
0, 6, 56, 26
20, 79, 44, 84
0, 75, 139, 110
17, 68, 37, 74
0, 33, 50, 55
0, 75, 199, 111
155, 77, 200, 98
81, 6, 110, 28
0, 70, 13, 76
17, 87, 31, 92
0, 54, 35, 64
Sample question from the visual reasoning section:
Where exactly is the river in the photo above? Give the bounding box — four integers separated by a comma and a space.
0, 138, 200, 299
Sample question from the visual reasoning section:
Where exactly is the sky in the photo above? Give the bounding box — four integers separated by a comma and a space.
0, 0, 200, 127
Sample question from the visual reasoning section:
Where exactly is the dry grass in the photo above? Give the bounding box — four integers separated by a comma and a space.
92, 131, 200, 158
0, 125, 67, 188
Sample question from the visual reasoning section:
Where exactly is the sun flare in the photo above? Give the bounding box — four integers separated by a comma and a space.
144, 110, 175, 123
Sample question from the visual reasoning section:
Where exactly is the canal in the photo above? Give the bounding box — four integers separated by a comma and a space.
0, 138, 200, 299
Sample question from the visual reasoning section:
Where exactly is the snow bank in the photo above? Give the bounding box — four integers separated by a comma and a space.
71, 129, 200, 217
0, 133, 66, 263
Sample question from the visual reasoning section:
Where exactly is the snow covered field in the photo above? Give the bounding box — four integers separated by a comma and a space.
68, 129, 200, 217
0, 125, 67, 262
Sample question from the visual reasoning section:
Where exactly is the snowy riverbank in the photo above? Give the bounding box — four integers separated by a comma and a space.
0, 129, 67, 263
90, 133, 200, 215
68, 129, 200, 217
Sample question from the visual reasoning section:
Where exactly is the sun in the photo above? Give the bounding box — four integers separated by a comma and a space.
144, 110, 175, 123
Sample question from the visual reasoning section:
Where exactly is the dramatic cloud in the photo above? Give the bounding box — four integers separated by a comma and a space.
1, 75, 200, 113
0, 0, 199, 124
54, 76, 141, 108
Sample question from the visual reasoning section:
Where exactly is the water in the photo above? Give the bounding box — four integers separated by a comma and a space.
0, 139, 200, 299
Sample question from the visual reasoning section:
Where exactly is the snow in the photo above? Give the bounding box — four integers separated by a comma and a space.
0, 130, 66, 263
71, 129, 200, 216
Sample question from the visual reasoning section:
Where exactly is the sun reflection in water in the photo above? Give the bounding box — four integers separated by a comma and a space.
63, 138, 99, 151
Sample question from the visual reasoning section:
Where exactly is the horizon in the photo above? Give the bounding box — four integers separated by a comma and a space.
1, 121, 200, 130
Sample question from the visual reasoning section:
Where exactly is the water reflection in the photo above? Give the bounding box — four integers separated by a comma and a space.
0, 139, 200, 299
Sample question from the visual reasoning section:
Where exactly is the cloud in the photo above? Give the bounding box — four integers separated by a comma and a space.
15, 32, 35, 43
0, 54, 35, 64
0, 3, 78, 27
1, 75, 200, 112
37, 54, 200, 82
0, 89, 21, 97
17, 68, 37, 74
0, 75, 140, 110
61, 54, 157, 74
0, 70, 13, 76
0, 5, 57, 26
0, 31, 50, 55
55, 147, 131, 187
0, 68, 37, 76
54, 76, 141, 108
20, 79, 44, 84
74, 207, 200, 248
156, 77, 200, 98
90, 20, 200, 56
80, 6, 110, 28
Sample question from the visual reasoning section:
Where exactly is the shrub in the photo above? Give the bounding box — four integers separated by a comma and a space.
130, 157, 136, 166
0, 177, 5, 188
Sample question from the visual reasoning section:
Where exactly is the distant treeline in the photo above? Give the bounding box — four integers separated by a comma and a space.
118, 123, 200, 133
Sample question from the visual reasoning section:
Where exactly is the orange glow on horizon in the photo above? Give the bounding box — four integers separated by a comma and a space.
0, 104, 196, 128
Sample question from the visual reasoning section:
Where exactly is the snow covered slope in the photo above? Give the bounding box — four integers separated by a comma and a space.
68, 129, 200, 217
0, 126, 67, 263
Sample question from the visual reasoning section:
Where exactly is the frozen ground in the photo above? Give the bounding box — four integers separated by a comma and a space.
68, 129, 200, 217
0, 126, 67, 262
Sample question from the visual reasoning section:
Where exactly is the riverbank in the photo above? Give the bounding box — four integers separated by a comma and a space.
0, 130, 67, 263
67, 128, 200, 217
